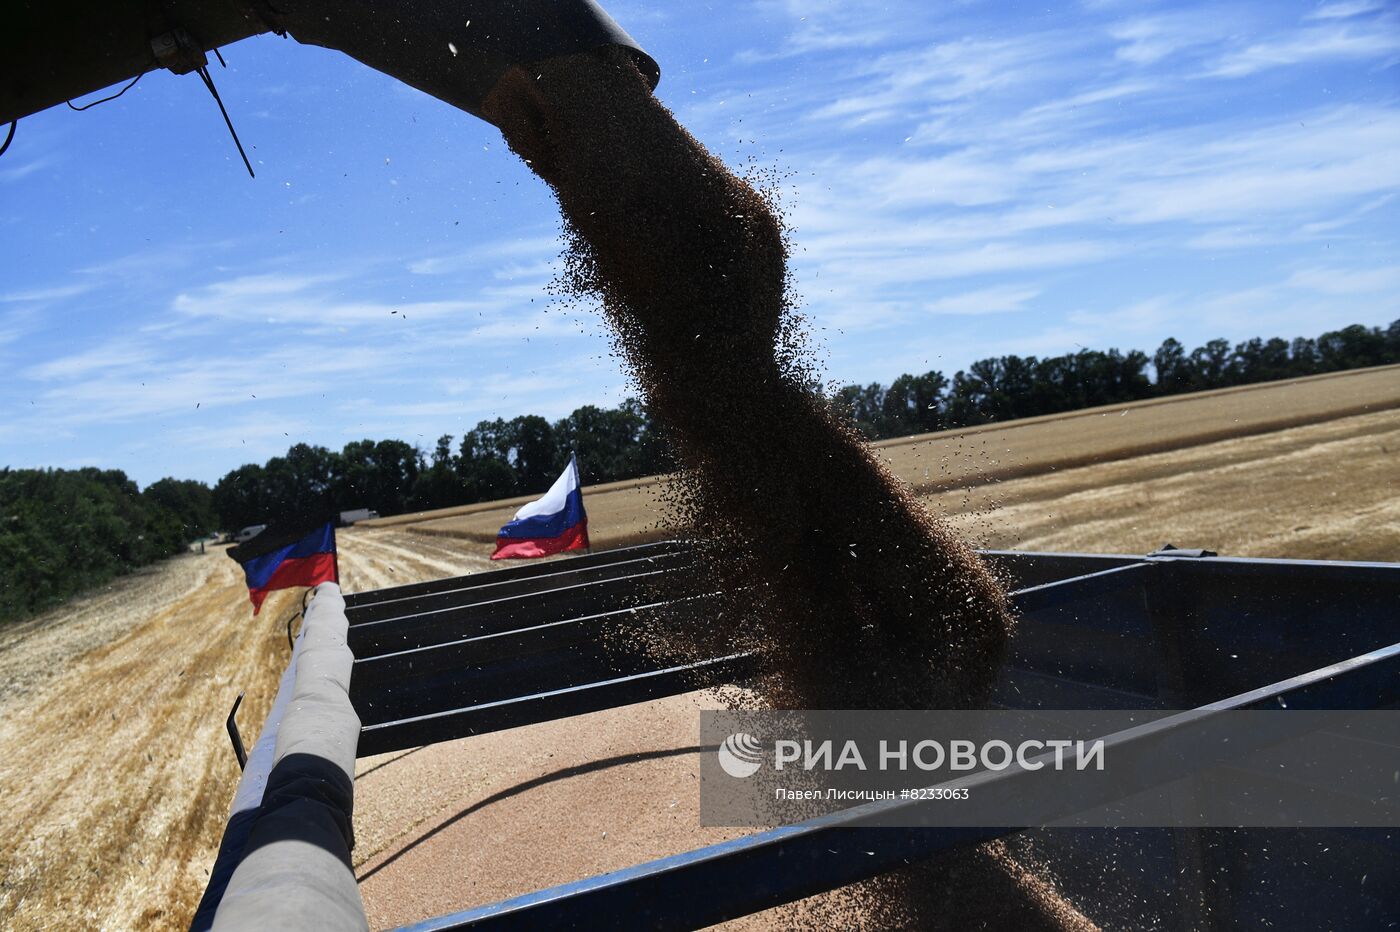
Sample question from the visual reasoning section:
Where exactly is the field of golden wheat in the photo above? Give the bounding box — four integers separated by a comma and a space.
0, 368, 1396, 930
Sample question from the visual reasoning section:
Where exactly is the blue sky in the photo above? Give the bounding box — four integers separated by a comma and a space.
2, 0, 1397, 487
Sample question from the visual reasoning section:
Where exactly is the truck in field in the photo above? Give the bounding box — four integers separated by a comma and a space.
233, 524, 267, 545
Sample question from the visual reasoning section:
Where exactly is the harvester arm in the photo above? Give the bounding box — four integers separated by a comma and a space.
1, 0, 657, 129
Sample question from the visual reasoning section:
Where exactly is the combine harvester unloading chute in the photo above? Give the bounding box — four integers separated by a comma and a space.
2, 1, 657, 135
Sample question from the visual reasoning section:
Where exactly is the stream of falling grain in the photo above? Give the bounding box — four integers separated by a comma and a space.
482, 47, 1089, 928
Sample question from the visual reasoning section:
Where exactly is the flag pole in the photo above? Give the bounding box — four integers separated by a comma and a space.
574, 449, 591, 556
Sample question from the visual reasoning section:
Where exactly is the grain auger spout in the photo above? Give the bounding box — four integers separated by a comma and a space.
1, 0, 657, 136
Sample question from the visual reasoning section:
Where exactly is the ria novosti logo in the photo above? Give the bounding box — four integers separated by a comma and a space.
717, 732, 764, 778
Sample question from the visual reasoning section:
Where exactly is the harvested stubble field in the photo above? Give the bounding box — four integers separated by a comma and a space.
1, 367, 1397, 930
0, 530, 492, 930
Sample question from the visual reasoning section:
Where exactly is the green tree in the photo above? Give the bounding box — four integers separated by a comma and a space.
832, 383, 888, 438
212, 463, 269, 532
1188, 338, 1236, 389
459, 420, 518, 501
411, 435, 471, 511
0, 468, 200, 625
881, 371, 948, 436
507, 415, 559, 493
1153, 338, 1191, 394
554, 402, 656, 483
1316, 323, 1389, 371
334, 439, 421, 516
1289, 337, 1320, 375
144, 477, 216, 543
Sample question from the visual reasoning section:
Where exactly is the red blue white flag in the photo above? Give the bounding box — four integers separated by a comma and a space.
492, 455, 590, 560
228, 520, 338, 614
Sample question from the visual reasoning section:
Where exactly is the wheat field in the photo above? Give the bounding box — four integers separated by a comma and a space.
0, 368, 1397, 930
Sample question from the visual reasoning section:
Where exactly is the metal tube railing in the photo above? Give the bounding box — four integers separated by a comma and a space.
191, 583, 366, 931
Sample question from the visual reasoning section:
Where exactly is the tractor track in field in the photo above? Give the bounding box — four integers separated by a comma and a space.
337, 528, 494, 594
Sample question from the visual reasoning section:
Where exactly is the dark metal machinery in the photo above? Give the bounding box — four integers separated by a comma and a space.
197, 540, 1400, 930
1, 1, 657, 128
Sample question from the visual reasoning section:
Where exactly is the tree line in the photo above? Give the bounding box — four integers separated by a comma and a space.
0, 470, 215, 624
832, 321, 1400, 440
3, 318, 1396, 625
210, 399, 671, 532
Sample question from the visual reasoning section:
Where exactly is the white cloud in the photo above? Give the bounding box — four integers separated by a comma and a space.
1184, 226, 1278, 250
1020, 79, 1160, 120
76, 247, 201, 280
1286, 265, 1400, 294
0, 156, 55, 183
171, 272, 479, 326
0, 282, 96, 304
1307, 1, 1387, 21
16, 342, 411, 430
0, 305, 42, 351
1059, 277, 1400, 356
24, 341, 157, 381
466, 309, 585, 342
1109, 13, 1230, 65
1297, 192, 1397, 235
1207, 22, 1400, 77
773, 75, 1400, 352
408, 235, 559, 275
1100, 107, 1400, 223
809, 35, 1064, 127
848, 153, 1018, 206
166, 415, 321, 455
903, 105, 1400, 233
492, 258, 558, 281
922, 285, 1042, 316
798, 103, 1400, 252
406, 255, 461, 275
737, 0, 899, 62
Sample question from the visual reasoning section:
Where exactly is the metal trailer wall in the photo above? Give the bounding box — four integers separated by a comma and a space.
342, 545, 1400, 756
338, 543, 1400, 931
195, 545, 1400, 930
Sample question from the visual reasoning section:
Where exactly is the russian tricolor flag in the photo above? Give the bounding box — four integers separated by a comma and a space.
228, 520, 338, 614
492, 455, 590, 560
